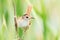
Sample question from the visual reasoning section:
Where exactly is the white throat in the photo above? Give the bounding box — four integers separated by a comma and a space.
17, 19, 29, 27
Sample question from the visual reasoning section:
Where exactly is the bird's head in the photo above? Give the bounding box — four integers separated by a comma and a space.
22, 5, 34, 20
22, 14, 34, 20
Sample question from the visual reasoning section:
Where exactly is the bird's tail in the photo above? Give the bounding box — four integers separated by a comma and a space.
25, 5, 32, 16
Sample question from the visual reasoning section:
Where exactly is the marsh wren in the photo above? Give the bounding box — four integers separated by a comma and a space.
15, 5, 34, 32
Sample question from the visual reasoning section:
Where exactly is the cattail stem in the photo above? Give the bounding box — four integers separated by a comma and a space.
12, 0, 18, 31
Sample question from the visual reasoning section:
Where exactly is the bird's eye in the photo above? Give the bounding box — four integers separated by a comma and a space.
26, 16, 28, 18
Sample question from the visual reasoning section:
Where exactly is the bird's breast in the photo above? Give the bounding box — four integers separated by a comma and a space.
17, 19, 29, 27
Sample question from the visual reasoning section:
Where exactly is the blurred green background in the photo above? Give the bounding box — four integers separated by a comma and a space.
0, 0, 60, 40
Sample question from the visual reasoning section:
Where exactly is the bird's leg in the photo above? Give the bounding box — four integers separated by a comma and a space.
23, 26, 29, 32
21, 26, 29, 40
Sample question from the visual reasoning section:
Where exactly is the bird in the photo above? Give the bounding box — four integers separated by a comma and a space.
16, 5, 34, 40
15, 5, 34, 32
